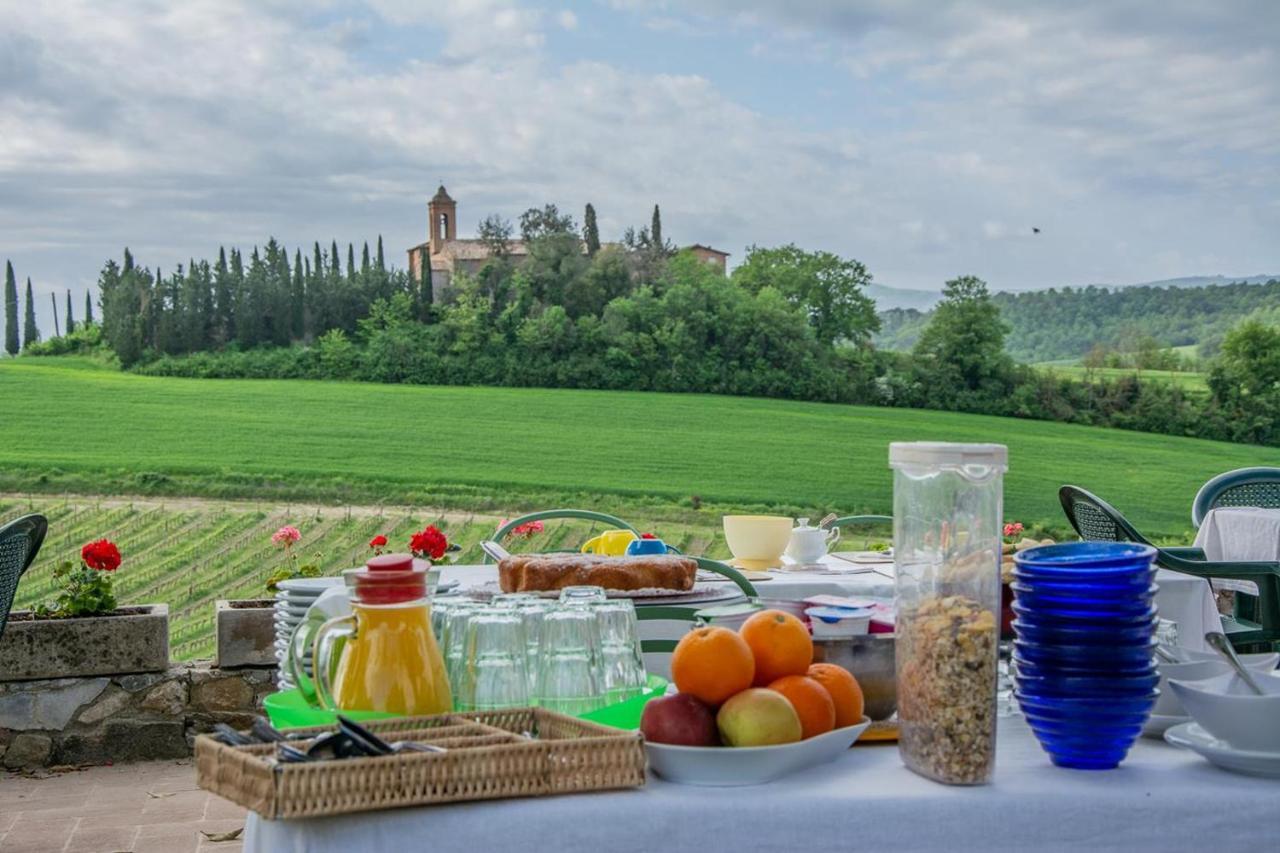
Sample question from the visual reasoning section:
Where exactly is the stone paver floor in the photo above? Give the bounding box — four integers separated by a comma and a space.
0, 760, 245, 852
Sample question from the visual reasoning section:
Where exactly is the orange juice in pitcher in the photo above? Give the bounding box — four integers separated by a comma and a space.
312, 554, 452, 715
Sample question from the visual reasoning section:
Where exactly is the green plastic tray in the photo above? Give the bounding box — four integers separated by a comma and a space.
578, 675, 669, 730
263, 674, 669, 731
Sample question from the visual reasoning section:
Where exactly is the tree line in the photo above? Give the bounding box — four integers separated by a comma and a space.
877, 278, 1280, 362
4, 260, 94, 355
10, 201, 1280, 447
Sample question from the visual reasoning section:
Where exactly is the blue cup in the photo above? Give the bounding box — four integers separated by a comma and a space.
625, 538, 669, 556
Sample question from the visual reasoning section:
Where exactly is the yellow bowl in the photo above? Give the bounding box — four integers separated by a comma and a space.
722, 515, 792, 570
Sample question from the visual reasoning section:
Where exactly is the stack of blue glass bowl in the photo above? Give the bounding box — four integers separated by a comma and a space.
1012, 541, 1160, 770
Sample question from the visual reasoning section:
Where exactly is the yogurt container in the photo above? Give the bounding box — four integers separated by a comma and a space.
805, 606, 874, 639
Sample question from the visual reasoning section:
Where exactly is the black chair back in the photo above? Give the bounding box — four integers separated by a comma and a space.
0, 514, 48, 641
1057, 486, 1152, 545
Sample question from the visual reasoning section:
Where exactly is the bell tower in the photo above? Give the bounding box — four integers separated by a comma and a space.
428, 185, 456, 256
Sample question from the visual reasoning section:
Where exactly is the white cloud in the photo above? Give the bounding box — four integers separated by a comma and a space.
558, 10, 578, 30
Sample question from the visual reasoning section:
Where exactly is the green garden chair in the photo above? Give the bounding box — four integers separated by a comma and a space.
0, 514, 48, 642
1192, 467, 1280, 528
1059, 485, 1280, 652
829, 514, 893, 548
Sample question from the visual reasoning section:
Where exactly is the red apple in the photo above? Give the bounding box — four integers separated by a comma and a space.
640, 692, 720, 747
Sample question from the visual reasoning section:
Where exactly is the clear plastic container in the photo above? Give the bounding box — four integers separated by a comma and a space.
890, 442, 1007, 784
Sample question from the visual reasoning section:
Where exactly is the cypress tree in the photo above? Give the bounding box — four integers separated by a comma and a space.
330, 240, 341, 276
346, 244, 355, 281
361, 241, 370, 278
651, 204, 662, 250
584, 204, 600, 256
22, 277, 39, 348
85, 288, 94, 325
376, 236, 385, 271
291, 248, 305, 340
65, 289, 75, 334
4, 260, 18, 355
418, 248, 433, 318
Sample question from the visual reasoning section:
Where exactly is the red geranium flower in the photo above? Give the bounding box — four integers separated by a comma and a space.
409, 526, 448, 561
81, 539, 122, 572
512, 520, 544, 538
369, 534, 388, 549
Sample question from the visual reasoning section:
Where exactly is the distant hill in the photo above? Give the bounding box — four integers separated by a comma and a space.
874, 277, 1280, 362
866, 283, 941, 311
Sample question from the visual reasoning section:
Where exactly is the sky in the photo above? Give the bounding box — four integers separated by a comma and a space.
2, 0, 1279, 336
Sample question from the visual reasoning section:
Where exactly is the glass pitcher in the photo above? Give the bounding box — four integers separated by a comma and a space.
309, 553, 452, 716
890, 442, 1006, 785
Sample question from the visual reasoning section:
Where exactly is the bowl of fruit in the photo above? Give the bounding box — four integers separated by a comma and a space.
640, 609, 872, 786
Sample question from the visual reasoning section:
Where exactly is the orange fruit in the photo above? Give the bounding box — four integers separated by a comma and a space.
739, 609, 812, 686
671, 626, 755, 705
807, 663, 865, 728
767, 675, 835, 739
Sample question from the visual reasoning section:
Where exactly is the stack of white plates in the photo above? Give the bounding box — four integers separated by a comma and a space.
274, 577, 344, 690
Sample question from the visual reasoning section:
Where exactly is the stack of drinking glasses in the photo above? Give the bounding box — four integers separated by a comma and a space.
1011, 542, 1160, 770
432, 586, 647, 713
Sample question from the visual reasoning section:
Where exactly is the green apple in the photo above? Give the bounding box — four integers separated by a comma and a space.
716, 688, 802, 747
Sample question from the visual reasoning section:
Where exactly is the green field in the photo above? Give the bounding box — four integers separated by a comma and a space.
3, 356, 1277, 537
1034, 361, 1208, 392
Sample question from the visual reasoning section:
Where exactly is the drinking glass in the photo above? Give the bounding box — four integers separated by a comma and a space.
594, 600, 646, 702
443, 601, 484, 694
559, 585, 607, 607
459, 607, 529, 711
492, 593, 541, 609
516, 599, 556, 695
536, 607, 601, 714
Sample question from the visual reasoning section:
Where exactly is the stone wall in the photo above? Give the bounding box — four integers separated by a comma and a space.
0, 661, 274, 769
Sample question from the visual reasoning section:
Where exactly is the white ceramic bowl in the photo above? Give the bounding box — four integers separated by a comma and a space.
644, 717, 870, 786
1154, 652, 1279, 715
1168, 670, 1280, 752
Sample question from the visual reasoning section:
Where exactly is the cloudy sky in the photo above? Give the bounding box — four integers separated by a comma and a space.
2, 0, 1278, 334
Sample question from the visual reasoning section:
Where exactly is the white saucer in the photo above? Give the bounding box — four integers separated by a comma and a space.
1142, 713, 1189, 738
1164, 722, 1280, 777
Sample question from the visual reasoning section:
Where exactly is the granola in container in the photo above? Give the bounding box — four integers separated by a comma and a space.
896, 593, 998, 784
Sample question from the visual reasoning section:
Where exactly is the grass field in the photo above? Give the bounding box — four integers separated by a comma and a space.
3, 495, 748, 660
1034, 361, 1209, 392
3, 356, 1278, 537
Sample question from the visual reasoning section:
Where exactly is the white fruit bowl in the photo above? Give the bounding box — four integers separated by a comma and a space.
644, 717, 871, 786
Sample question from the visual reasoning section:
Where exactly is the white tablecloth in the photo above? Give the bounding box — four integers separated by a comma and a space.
244, 716, 1278, 853
1193, 507, 1280, 596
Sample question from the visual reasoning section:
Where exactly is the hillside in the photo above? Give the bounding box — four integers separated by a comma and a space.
3, 357, 1278, 537
874, 278, 1280, 362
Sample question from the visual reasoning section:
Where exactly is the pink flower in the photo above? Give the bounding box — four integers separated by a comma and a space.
272, 526, 302, 547
512, 520, 544, 538
1003, 522, 1024, 538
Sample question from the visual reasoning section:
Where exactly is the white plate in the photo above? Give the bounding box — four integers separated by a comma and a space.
277, 577, 345, 593
644, 717, 871, 786
466, 583, 743, 606
1164, 722, 1280, 778
1142, 713, 1190, 738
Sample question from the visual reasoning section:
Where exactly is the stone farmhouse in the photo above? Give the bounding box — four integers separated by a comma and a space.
407, 185, 729, 294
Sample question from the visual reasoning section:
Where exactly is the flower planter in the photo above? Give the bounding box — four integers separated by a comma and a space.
0, 604, 169, 682
215, 599, 277, 668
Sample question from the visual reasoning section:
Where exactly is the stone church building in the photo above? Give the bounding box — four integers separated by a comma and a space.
407, 185, 728, 294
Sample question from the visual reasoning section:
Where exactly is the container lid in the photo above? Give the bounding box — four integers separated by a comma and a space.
345, 553, 430, 605
805, 606, 874, 623
888, 442, 1008, 471
695, 602, 764, 620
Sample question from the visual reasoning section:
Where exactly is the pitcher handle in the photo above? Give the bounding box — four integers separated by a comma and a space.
285, 619, 320, 705
827, 527, 841, 547
581, 535, 602, 554
312, 614, 357, 712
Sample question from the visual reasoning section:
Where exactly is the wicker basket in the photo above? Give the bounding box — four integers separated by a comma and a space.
196, 708, 646, 819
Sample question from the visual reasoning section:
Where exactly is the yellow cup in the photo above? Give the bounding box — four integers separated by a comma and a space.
581, 529, 638, 556
722, 515, 793, 570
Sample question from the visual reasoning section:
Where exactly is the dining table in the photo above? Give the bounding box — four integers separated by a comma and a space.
242, 714, 1279, 852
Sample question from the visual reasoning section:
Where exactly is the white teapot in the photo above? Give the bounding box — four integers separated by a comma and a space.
786, 518, 840, 564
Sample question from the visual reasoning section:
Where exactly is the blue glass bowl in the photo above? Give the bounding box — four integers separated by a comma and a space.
1013, 643, 1156, 673
1013, 542, 1157, 579
1011, 618, 1156, 647
1012, 594, 1158, 622
1015, 670, 1159, 697
1010, 579, 1158, 605
1017, 689, 1157, 769
1011, 600, 1158, 626
1011, 567, 1156, 593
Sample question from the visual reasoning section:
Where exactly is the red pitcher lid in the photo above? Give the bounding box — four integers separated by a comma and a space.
346, 553, 430, 605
